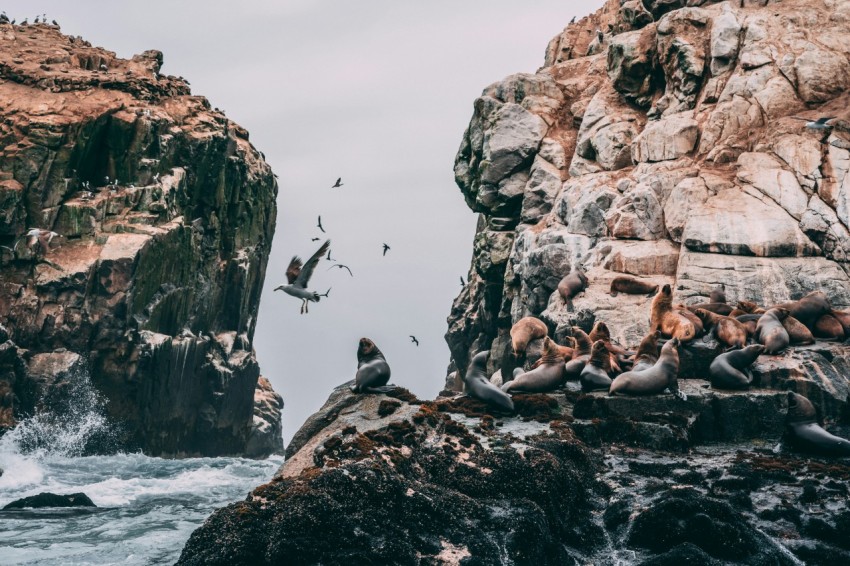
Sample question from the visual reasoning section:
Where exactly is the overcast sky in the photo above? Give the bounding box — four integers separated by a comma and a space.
6, 1, 604, 445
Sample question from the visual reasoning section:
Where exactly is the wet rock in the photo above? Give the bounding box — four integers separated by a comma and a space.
3, 492, 96, 509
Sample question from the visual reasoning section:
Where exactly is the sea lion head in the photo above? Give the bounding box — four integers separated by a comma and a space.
787, 391, 817, 423
591, 340, 606, 355
669, 337, 680, 348
358, 337, 377, 359
772, 307, 790, 321
542, 336, 555, 354
470, 350, 490, 369
592, 321, 610, 339
749, 344, 766, 356
737, 301, 758, 313
661, 284, 672, 296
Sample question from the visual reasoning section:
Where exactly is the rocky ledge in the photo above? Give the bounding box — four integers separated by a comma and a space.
0, 22, 282, 457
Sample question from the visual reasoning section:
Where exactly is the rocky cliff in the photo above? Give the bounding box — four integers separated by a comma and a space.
0, 22, 282, 457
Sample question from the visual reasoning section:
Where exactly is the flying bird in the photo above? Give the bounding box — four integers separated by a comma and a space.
410, 336, 419, 347
326, 248, 335, 262
331, 177, 343, 188
13, 228, 60, 257
382, 243, 390, 256
317, 216, 325, 233
328, 264, 353, 277
791, 116, 836, 131
311, 237, 320, 241
274, 240, 331, 314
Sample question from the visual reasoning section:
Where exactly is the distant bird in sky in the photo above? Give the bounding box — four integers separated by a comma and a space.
460, 276, 466, 288
311, 237, 320, 242
410, 336, 419, 347
328, 264, 353, 277
317, 216, 325, 233
382, 243, 390, 256
791, 116, 836, 131
326, 248, 335, 262
274, 240, 331, 314
331, 177, 343, 188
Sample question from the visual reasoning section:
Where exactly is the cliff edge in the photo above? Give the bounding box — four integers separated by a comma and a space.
0, 22, 282, 457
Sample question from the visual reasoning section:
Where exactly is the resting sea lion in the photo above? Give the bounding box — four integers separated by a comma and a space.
558, 267, 588, 312
609, 338, 683, 398
814, 313, 845, 340
502, 337, 567, 393
564, 327, 592, 379
709, 344, 764, 390
580, 341, 614, 392
710, 284, 726, 304
609, 275, 658, 297
735, 313, 761, 336
786, 392, 850, 456
631, 330, 661, 372
463, 351, 514, 412
351, 338, 392, 393
651, 285, 697, 342
830, 309, 850, 335
694, 309, 747, 349
773, 291, 830, 330
510, 316, 548, 356
783, 315, 815, 345
755, 308, 790, 354
731, 301, 765, 317
686, 302, 734, 316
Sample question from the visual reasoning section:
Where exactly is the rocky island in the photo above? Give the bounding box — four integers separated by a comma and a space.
176, 0, 850, 564
0, 22, 282, 458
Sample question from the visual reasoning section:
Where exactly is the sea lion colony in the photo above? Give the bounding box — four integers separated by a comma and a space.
350, 273, 850, 456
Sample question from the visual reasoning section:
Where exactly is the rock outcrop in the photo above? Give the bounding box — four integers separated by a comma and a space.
447, 0, 850, 383
0, 23, 282, 457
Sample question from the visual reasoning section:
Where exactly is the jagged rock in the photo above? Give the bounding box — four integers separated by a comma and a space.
607, 26, 658, 107
620, 0, 654, 30
655, 8, 709, 115
736, 152, 809, 220
0, 24, 280, 456
794, 45, 850, 103
709, 5, 742, 75
245, 377, 284, 458
632, 113, 699, 163
520, 156, 562, 222
606, 183, 666, 240
664, 176, 708, 242
600, 240, 680, 276
3, 492, 96, 509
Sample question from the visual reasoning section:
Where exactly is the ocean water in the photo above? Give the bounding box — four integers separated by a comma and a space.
0, 374, 283, 565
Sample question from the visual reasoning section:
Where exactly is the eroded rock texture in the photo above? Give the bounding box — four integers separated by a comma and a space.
0, 23, 282, 457
447, 0, 850, 383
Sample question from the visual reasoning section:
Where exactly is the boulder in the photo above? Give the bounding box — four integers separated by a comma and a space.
607, 26, 658, 107
632, 113, 699, 163
3, 492, 96, 509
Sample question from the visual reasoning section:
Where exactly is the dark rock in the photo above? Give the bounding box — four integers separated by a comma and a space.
638, 543, 721, 566
3, 492, 96, 509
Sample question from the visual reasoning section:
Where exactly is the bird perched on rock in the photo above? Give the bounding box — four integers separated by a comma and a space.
331, 177, 343, 188
460, 276, 466, 288
382, 243, 390, 256
14, 228, 60, 258
275, 240, 331, 314
410, 336, 419, 346
328, 263, 353, 277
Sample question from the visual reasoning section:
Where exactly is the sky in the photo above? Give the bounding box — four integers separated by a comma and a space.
5, 1, 605, 445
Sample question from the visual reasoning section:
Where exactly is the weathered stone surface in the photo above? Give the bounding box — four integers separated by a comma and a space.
736, 152, 809, 220
600, 239, 680, 276
794, 45, 850, 103
0, 24, 281, 456
606, 183, 666, 240
709, 6, 742, 75
632, 113, 699, 162
607, 26, 658, 107
245, 377, 284, 459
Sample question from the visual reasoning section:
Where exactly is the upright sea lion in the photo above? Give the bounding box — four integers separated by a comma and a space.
351, 338, 392, 393
755, 308, 790, 354
710, 284, 726, 304
558, 267, 588, 312
530, 337, 575, 369
686, 303, 734, 316
463, 351, 514, 412
609, 275, 658, 297
580, 341, 613, 392
502, 337, 567, 394
651, 285, 697, 342
709, 344, 764, 390
609, 338, 683, 398
786, 392, 850, 456
773, 291, 830, 330
631, 330, 661, 372
813, 313, 845, 340
694, 309, 747, 349
589, 321, 629, 370
510, 317, 548, 356
564, 327, 592, 380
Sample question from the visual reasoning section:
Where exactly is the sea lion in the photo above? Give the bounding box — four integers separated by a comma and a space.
709, 344, 764, 390
710, 284, 726, 304
813, 313, 845, 340
463, 351, 514, 412
580, 341, 613, 391
730, 301, 765, 318
510, 317, 548, 356
735, 313, 761, 336
564, 327, 592, 379
589, 321, 629, 370
558, 267, 588, 311
755, 308, 790, 354
530, 337, 575, 369
609, 338, 683, 398
773, 291, 830, 330
651, 285, 697, 342
830, 309, 850, 335
502, 337, 567, 394
686, 303, 734, 316
631, 330, 661, 372
783, 316, 815, 345
786, 392, 850, 456
676, 307, 705, 336
351, 338, 392, 393
609, 275, 658, 297
694, 309, 747, 349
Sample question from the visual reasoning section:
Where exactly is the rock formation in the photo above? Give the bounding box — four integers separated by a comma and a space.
0, 22, 282, 457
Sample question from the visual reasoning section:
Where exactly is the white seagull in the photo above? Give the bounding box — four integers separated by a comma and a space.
275, 240, 331, 314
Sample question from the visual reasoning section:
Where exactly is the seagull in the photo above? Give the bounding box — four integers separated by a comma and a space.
326, 248, 335, 262
317, 216, 325, 233
311, 237, 320, 242
570, 16, 576, 24
328, 264, 353, 277
460, 276, 466, 288
52, 20, 58, 26
410, 336, 419, 347
331, 177, 343, 188
382, 243, 390, 256
274, 240, 331, 314
34, 15, 40, 24
15, 228, 60, 257
791, 116, 836, 131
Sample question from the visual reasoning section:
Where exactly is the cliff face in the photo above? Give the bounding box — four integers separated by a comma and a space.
447, 0, 850, 391
0, 22, 282, 457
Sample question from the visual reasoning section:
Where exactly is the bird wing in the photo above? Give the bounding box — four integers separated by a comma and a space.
296, 240, 331, 287
285, 256, 302, 284
335, 177, 341, 185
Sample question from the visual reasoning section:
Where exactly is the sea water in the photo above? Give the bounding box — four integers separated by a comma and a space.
0, 373, 283, 565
